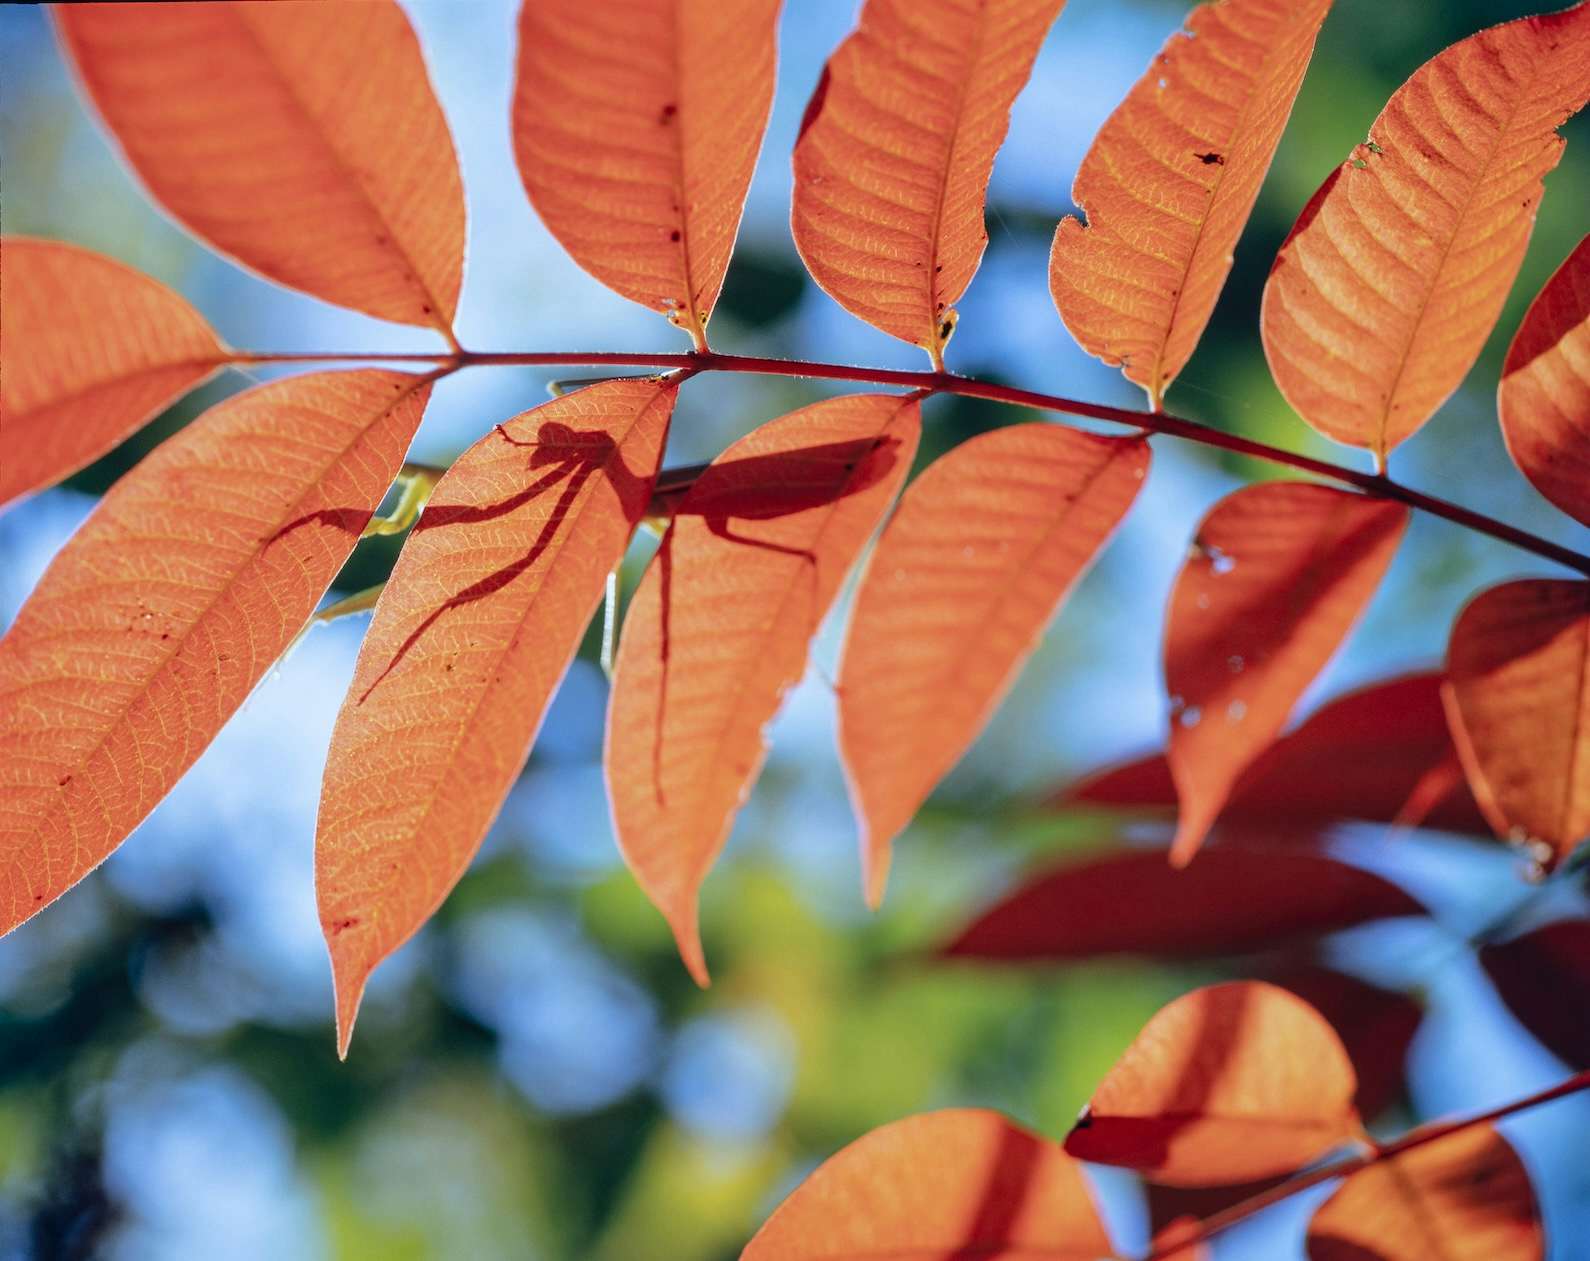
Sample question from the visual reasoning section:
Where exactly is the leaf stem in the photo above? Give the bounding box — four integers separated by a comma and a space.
1137, 1066, 1590, 1261
222, 348, 1590, 576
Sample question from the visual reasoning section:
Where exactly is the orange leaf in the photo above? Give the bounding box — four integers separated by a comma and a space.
742, 1108, 1113, 1261
1065, 980, 1360, 1186
1260, 3, 1590, 463
1500, 232, 1590, 527
1150, 1218, 1210, 1261
942, 843, 1423, 963
1481, 918, 1590, 1070
792, 0, 1066, 366
1063, 672, 1490, 835
1050, 0, 1331, 407
512, 0, 780, 349
839, 424, 1148, 906
1307, 1125, 1542, 1261
1443, 579, 1590, 870
54, 1, 464, 337
315, 378, 676, 1056
1272, 965, 1421, 1123
0, 238, 229, 508
0, 370, 433, 936
607, 395, 921, 983
1164, 482, 1407, 865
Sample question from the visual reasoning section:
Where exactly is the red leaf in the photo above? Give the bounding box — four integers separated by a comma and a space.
839, 424, 1148, 907
943, 844, 1423, 962
1307, 1125, 1542, 1261
1066, 980, 1360, 1186
1444, 579, 1590, 870
1062, 672, 1490, 836
607, 395, 921, 983
792, 0, 1066, 365
0, 371, 433, 935
54, 1, 465, 336
316, 379, 676, 1056
1480, 918, 1590, 1069
0, 238, 229, 508
1164, 482, 1407, 865
742, 1109, 1113, 1261
1260, 3, 1590, 463
1499, 232, 1590, 528
1051, 0, 1332, 406
512, 0, 780, 347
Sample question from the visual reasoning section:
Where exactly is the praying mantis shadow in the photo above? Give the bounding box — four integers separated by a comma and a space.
347, 422, 903, 706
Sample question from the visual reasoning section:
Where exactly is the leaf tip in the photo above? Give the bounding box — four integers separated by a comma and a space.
328, 937, 371, 1061
668, 903, 712, 988
862, 842, 891, 912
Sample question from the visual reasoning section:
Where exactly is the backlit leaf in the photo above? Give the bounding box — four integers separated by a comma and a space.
1480, 918, 1590, 1069
1273, 965, 1421, 1121
1061, 672, 1490, 835
1065, 980, 1359, 1186
0, 237, 228, 508
1142, 968, 1418, 1235
839, 424, 1148, 907
1499, 233, 1590, 527
1164, 482, 1407, 865
943, 843, 1423, 963
0, 371, 433, 936
1307, 1125, 1542, 1261
742, 1108, 1112, 1261
1050, 0, 1331, 407
512, 0, 780, 348
1260, 3, 1590, 463
791, 0, 1066, 366
316, 379, 677, 1056
55, 1, 465, 336
607, 395, 921, 983
1444, 579, 1590, 870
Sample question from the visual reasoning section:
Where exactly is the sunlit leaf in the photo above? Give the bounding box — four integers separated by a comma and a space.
1307, 1125, 1542, 1261
742, 1108, 1113, 1261
54, 1, 465, 336
840, 424, 1148, 906
512, 0, 780, 348
608, 395, 921, 983
0, 371, 433, 936
943, 843, 1422, 962
1444, 579, 1590, 870
1273, 965, 1421, 1121
1065, 980, 1360, 1186
0, 237, 229, 508
792, 0, 1066, 366
1499, 232, 1590, 527
1260, 3, 1590, 463
1061, 672, 1489, 835
316, 378, 677, 1056
1151, 1217, 1210, 1261
1481, 918, 1590, 1069
1050, 0, 1331, 407
1164, 482, 1407, 865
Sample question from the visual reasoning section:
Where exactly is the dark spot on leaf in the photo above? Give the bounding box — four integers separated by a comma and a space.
659, 102, 677, 124
670, 229, 681, 242
1195, 151, 1224, 165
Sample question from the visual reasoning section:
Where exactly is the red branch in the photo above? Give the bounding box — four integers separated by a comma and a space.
1139, 1066, 1590, 1261
225, 347, 1590, 576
